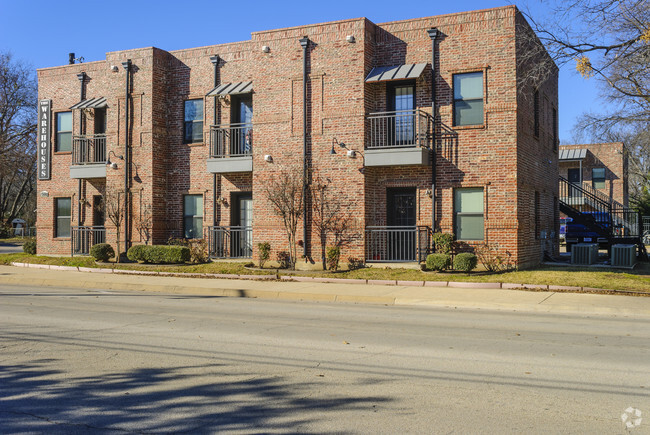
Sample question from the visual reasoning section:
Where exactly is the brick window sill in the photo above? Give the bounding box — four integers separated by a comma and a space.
453, 124, 485, 131
54, 151, 72, 155
187, 143, 205, 147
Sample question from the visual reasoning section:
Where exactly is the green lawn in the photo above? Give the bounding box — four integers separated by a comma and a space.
2, 253, 649, 293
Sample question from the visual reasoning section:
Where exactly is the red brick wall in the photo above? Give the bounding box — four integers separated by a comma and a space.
37, 6, 558, 268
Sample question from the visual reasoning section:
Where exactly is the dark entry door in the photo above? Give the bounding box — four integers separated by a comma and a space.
387, 188, 416, 261
567, 168, 582, 199
92, 195, 105, 245
231, 192, 252, 257
231, 96, 253, 155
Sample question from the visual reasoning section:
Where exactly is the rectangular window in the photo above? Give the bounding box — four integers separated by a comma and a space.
55, 198, 71, 238
592, 168, 606, 189
453, 72, 483, 126
535, 191, 540, 239
184, 99, 203, 143
454, 188, 484, 240
552, 107, 558, 151
533, 90, 540, 137
56, 111, 72, 152
183, 194, 203, 239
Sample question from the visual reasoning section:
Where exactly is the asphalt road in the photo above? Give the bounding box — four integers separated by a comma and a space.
1, 283, 649, 434
0, 243, 23, 254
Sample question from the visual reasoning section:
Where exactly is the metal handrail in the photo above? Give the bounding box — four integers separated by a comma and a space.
367, 109, 431, 149
71, 226, 106, 256
206, 225, 253, 258
72, 134, 107, 165
209, 123, 253, 158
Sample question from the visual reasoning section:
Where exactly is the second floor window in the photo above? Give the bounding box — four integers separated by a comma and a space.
184, 99, 203, 143
592, 168, 606, 189
56, 111, 72, 152
453, 72, 483, 126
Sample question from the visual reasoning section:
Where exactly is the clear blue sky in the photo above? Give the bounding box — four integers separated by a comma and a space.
0, 0, 598, 143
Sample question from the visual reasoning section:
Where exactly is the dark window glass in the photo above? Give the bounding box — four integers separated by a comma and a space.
55, 198, 71, 238
552, 107, 558, 150
184, 100, 203, 143
183, 195, 203, 239
535, 191, 540, 239
454, 188, 484, 240
534, 90, 540, 137
592, 168, 606, 189
56, 112, 72, 152
453, 72, 483, 126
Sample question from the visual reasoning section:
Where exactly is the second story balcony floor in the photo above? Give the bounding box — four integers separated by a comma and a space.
365, 109, 432, 167
207, 123, 253, 174
70, 134, 107, 179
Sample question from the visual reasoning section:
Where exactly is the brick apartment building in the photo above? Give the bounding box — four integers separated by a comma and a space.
559, 142, 628, 209
36, 5, 559, 268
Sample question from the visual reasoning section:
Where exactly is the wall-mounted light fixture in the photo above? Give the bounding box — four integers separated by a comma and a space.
110, 65, 119, 72
264, 154, 273, 162
262, 46, 270, 53
346, 35, 356, 43
216, 197, 228, 206
331, 137, 363, 159
106, 150, 124, 168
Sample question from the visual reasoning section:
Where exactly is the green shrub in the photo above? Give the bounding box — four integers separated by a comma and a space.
432, 232, 454, 254
426, 253, 451, 271
22, 239, 36, 255
277, 251, 290, 269
127, 244, 190, 264
347, 257, 364, 270
167, 238, 209, 263
326, 246, 341, 271
126, 244, 147, 262
258, 242, 271, 268
453, 252, 478, 272
90, 243, 115, 261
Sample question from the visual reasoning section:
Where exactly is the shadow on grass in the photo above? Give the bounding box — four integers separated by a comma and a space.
0, 360, 391, 433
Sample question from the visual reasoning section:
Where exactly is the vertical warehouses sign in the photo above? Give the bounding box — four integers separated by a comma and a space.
38, 100, 51, 180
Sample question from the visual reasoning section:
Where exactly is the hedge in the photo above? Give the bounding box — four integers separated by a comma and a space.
90, 243, 115, 262
426, 253, 451, 271
22, 239, 36, 255
453, 253, 478, 272
127, 244, 190, 264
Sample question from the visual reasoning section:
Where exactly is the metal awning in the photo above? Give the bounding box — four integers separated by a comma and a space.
365, 63, 428, 82
206, 81, 253, 97
559, 148, 587, 160
70, 97, 107, 110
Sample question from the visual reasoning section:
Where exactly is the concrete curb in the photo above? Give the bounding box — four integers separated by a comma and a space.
7, 262, 647, 297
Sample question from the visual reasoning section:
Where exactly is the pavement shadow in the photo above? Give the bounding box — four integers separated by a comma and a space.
0, 360, 391, 433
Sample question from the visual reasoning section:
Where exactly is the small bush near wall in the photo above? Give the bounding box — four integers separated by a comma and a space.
277, 251, 291, 269
453, 253, 478, 272
127, 245, 190, 264
432, 232, 454, 254
347, 257, 364, 270
426, 253, 451, 271
168, 238, 209, 263
326, 246, 341, 271
22, 239, 36, 255
90, 243, 115, 262
258, 242, 271, 268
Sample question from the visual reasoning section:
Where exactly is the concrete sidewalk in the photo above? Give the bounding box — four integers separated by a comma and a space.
1, 264, 649, 317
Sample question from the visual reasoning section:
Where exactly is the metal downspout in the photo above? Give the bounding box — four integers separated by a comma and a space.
210, 55, 220, 226
428, 28, 439, 234
299, 36, 309, 259
122, 60, 131, 254
76, 72, 86, 225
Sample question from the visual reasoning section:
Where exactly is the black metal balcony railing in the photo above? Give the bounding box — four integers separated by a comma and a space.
72, 134, 107, 165
206, 226, 253, 258
367, 110, 431, 149
71, 226, 106, 256
365, 226, 431, 262
209, 123, 253, 158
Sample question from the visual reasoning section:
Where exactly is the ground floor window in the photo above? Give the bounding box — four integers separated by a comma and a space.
454, 188, 484, 240
55, 198, 71, 238
183, 194, 203, 239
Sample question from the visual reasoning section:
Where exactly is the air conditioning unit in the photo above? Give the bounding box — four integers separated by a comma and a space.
571, 243, 598, 265
611, 244, 636, 268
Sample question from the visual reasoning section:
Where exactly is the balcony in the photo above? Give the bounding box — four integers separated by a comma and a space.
365, 110, 432, 167
206, 226, 253, 259
365, 226, 431, 262
207, 123, 253, 173
70, 134, 107, 179
71, 226, 106, 256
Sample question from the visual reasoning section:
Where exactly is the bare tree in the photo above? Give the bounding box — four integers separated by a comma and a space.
263, 169, 304, 269
311, 173, 359, 270
136, 202, 153, 245
0, 52, 37, 226
104, 190, 124, 262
